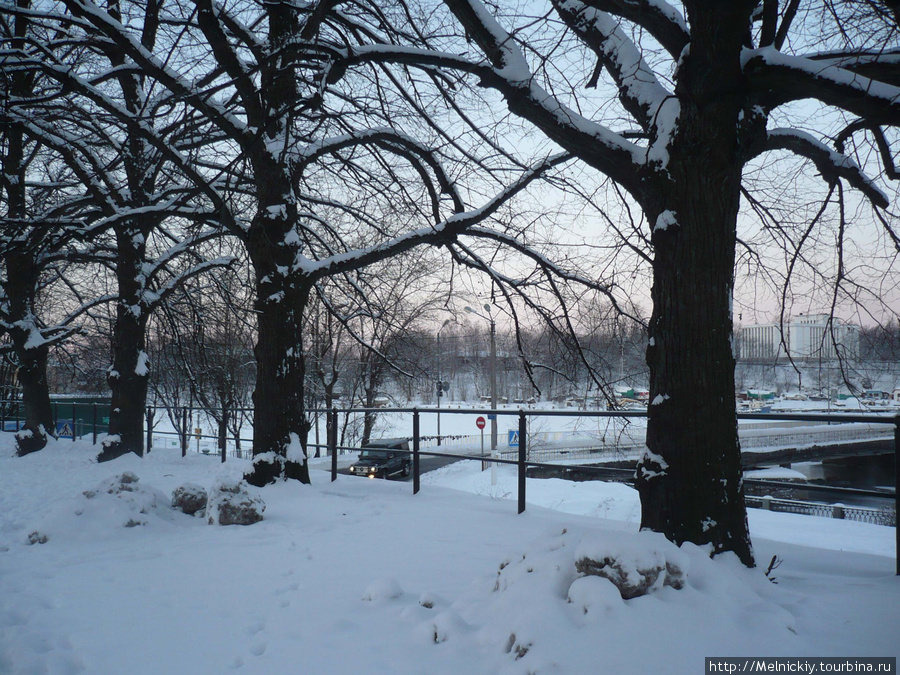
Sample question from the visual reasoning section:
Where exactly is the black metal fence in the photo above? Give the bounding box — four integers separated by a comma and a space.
1, 398, 111, 443
321, 407, 899, 575
3, 400, 897, 572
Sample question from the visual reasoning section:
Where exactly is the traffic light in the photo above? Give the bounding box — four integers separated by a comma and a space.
436, 381, 443, 397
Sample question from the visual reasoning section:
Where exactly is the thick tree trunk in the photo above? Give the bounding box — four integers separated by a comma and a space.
5, 253, 56, 456
635, 5, 755, 567
96, 3, 159, 463
4, 23, 55, 456
244, 232, 311, 485
13, 341, 54, 456
101, 311, 150, 461
99, 231, 150, 462
638, 206, 752, 565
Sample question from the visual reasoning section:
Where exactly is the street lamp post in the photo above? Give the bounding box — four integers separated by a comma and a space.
488, 310, 497, 453
436, 318, 451, 446
465, 305, 497, 481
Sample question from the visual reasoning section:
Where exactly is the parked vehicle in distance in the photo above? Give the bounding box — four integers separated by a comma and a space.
349, 438, 411, 479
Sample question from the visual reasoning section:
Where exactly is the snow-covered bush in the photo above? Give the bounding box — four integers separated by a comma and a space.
171, 483, 208, 516
206, 478, 264, 526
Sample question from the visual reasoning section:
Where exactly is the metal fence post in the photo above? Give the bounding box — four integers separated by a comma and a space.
220, 410, 226, 463
518, 410, 527, 514
92, 403, 98, 445
413, 409, 420, 495
72, 403, 77, 442
146, 406, 153, 453
325, 410, 337, 483
181, 407, 188, 457
330, 408, 338, 481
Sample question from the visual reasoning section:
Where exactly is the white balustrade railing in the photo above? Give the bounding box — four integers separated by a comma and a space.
428, 421, 894, 463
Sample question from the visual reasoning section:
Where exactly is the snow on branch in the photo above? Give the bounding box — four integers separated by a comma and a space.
552, 0, 677, 167
294, 127, 464, 218
8, 53, 242, 234
61, 0, 252, 145
445, 0, 644, 176
142, 256, 235, 311
756, 128, 889, 209
806, 50, 900, 88
142, 227, 234, 286
342, 11, 644, 192
575, 0, 688, 58
744, 46, 900, 127
13, 116, 120, 216
296, 153, 572, 281
0, 293, 116, 353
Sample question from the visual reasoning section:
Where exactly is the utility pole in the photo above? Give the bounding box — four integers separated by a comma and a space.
436, 318, 451, 446
465, 304, 497, 457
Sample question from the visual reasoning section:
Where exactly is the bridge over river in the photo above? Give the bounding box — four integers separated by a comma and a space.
433, 415, 897, 469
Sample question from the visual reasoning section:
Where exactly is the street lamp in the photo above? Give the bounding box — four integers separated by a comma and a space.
436, 318, 452, 446
465, 304, 497, 460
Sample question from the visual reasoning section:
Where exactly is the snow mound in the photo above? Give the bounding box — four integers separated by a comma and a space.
390, 525, 799, 672
75, 472, 180, 530
567, 574, 625, 618
362, 577, 403, 603
418, 609, 474, 646
27, 471, 185, 545
207, 478, 265, 525
574, 529, 688, 598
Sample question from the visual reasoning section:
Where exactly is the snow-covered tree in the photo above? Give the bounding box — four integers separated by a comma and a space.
332, 252, 446, 445
1, 1, 92, 454
152, 246, 256, 460
56, 0, 590, 486
2, 0, 234, 460
342, 0, 900, 565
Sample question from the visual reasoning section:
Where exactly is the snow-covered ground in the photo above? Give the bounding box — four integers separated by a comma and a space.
1, 434, 897, 675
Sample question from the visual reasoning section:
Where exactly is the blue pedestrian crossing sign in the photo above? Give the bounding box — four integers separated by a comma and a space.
508, 430, 519, 447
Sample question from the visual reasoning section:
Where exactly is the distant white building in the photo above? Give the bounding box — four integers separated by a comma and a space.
739, 314, 859, 361
740, 322, 785, 360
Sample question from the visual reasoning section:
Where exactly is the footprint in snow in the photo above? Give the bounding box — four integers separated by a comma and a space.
245, 618, 265, 636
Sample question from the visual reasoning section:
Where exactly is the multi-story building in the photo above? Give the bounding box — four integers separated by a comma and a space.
740, 322, 785, 360
738, 314, 859, 361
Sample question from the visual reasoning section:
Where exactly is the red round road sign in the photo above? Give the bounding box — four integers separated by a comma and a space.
476, 416, 486, 429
